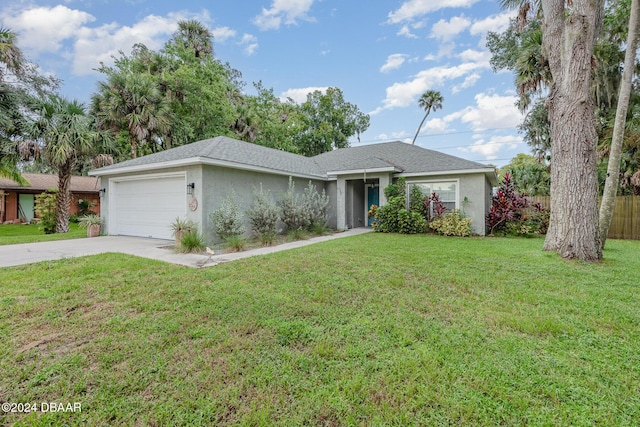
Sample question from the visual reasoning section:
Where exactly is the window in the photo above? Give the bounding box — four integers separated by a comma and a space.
410, 181, 457, 214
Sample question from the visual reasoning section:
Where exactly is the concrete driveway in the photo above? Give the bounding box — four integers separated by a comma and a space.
0, 228, 372, 269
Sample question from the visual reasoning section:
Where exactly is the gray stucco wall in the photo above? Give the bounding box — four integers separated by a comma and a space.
349, 180, 365, 229
403, 172, 492, 236
201, 165, 328, 244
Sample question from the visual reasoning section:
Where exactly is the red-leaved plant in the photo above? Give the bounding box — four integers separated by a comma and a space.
486, 173, 529, 235
424, 192, 447, 222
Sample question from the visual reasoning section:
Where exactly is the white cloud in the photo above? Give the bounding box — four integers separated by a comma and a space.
380, 54, 409, 73
430, 16, 471, 41
470, 11, 515, 36
1, 5, 219, 76
388, 0, 480, 24
211, 26, 237, 43
253, 0, 316, 31
458, 49, 491, 64
459, 134, 523, 160
378, 61, 490, 110
423, 118, 449, 134
397, 25, 418, 38
73, 14, 184, 75
239, 34, 259, 55
279, 86, 328, 103
377, 131, 410, 141
458, 93, 523, 130
4, 5, 95, 54
452, 73, 480, 93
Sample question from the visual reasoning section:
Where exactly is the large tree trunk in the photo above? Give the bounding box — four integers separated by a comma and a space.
541, 0, 603, 261
55, 162, 72, 234
598, 0, 640, 249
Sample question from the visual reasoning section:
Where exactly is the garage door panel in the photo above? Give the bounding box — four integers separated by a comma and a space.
111, 175, 186, 239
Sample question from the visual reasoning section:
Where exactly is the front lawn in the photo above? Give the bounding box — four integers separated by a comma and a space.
1, 234, 639, 426
0, 223, 85, 245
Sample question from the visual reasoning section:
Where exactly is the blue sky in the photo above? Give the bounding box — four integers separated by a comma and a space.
1, 0, 525, 167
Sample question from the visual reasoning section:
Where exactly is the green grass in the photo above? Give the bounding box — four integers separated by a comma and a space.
1, 234, 639, 426
0, 223, 85, 245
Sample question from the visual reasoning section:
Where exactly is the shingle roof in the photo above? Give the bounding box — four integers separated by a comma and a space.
91, 137, 494, 179
313, 141, 490, 174
0, 173, 101, 193
92, 136, 326, 177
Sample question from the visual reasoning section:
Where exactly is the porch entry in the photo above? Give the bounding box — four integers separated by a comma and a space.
366, 184, 379, 226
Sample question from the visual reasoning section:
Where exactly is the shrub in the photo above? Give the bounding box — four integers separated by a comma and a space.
77, 199, 95, 217
279, 177, 311, 231
34, 189, 57, 234
223, 234, 246, 252
309, 221, 331, 236
384, 177, 406, 199
425, 192, 446, 222
515, 203, 550, 237
246, 184, 279, 245
179, 230, 205, 253
430, 210, 472, 237
288, 228, 309, 241
302, 181, 329, 227
373, 195, 426, 234
209, 190, 246, 240
409, 185, 428, 220
486, 172, 529, 235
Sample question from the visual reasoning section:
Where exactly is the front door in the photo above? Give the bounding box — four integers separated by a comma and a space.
366, 185, 379, 226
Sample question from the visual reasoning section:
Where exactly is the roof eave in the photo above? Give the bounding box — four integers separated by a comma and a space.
397, 168, 498, 186
90, 157, 327, 181
326, 166, 401, 176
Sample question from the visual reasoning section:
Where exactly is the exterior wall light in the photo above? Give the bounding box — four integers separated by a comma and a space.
187, 182, 195, 195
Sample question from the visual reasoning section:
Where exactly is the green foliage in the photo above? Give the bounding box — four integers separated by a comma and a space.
279, 178, 311, 231
170, 217, 196, 235
383, 177, 405, 199
295, 87, 370, 156
429, 210, 472, 237
223, 234, 246, 252
373, 196, 426, 234
3, 236, 640, 424
178, 230, 205, 253
34, 190, 57, 234
501, 153, 550, 196
302, 181, 329, 227
409, 184, 428, 219
77, 198, 95, 216
374, 178, 427, 234
209, 190, 246, 239
246, 184, 279, 246
78, 214, 102, 228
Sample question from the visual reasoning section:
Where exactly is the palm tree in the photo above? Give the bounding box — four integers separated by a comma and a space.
33, 96, 112, 233
0, 27, 28, 183
0, 27, 23, 80
411, 90, 443, 145
92, 72, 170, 159
599, 0, 640, 248
173, 20, 213, 59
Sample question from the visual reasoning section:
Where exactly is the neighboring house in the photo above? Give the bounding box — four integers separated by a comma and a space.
89, 136, 497, 241
0, 174, 101, 224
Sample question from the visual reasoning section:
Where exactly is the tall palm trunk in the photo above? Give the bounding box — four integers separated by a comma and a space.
598, 0, 640, 249
130, 136, 137, 159
541, 0, 603, 261
55, 161, 72, 233
411, 107, 431, 145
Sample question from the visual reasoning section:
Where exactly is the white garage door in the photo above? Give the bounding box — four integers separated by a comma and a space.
111, 174, 186, 240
